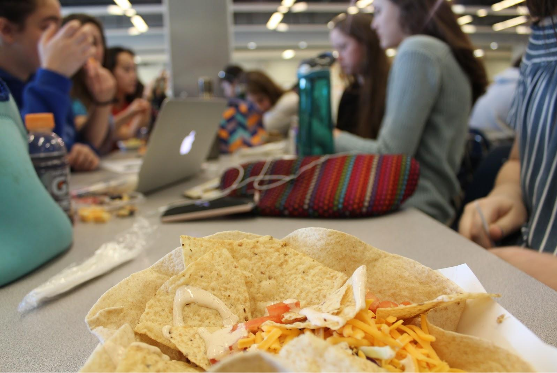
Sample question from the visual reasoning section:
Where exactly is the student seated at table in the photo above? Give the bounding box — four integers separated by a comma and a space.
333, 0, 488, 224
243, 70, 299, 138
0, 0, 101, 171
219, 64, 244, 99
106, 47, 151, 142
63, 14, 116, 156
468, 57, 520, 146
459, 0, 557, 291
0, 79, 72, 287
217, 65, 266, 154
330, 14, 389, 140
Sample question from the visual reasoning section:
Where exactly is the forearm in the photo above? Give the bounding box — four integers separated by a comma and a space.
490, 247, 557, 291
490, 139, 522, 201
114, 109, 136, 128
116, 115, 142, 140
83, 105, 111, 149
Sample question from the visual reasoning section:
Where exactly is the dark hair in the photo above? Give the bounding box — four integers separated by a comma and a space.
219, 64, 243, 83
333, 14, 389, 139
106, 46, 135, 73
242, 70, 285, 107
106, 46, 141, 103
388, 0, 488, 103
62, 14, 108, 107
526, 0, 557, 18
0, 0, 37, 28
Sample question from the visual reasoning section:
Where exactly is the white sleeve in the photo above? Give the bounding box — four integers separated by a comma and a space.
263, 91, 299, 136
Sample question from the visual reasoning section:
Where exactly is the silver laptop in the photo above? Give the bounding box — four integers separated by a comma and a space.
136, 98, 227, 194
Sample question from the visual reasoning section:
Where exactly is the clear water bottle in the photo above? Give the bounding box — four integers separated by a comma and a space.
297, 52, 336, 156
26, 113, 72, 220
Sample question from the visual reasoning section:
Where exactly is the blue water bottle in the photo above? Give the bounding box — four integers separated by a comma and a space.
297, 53, 336, 156
26, 113, 72, 220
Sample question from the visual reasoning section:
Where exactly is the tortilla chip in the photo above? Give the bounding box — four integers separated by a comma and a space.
283, 228, 465, 331
209, 352, 293, 372
86, 250, 184, 331
429, 323, 535, 372
180, 235, 348, 317
166, 327, 220, 370
115, 342, 201, 372
376, 292, 500, 320
135, 248, 251, 354
80, 324, 136, 372
269, 266, 367, 331
136, 333, 186, 362
278, 334, 384, 372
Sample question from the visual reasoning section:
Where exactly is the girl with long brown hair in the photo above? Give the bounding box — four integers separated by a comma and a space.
334, 0, 488, 224
243, 70, 298, 137
460, 0, 557, 291
330, 13, 389, 139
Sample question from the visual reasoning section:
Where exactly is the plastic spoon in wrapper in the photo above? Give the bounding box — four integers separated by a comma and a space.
18, 217, 156, 313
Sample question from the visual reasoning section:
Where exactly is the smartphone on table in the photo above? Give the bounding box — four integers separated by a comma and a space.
161, 196, 255, 223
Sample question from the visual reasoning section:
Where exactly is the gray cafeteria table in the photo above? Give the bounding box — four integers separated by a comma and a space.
1, 161, 557, 372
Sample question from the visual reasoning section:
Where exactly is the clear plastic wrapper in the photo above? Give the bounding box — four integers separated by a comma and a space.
18, 217, 155, 313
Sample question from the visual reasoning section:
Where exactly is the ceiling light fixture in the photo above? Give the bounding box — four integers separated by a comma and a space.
281, 0, 296, 7
474, 49, 485, 58
461, 25, 477, 33
492, 0, 525, 12
347, 6, 359, 14
299, 41, 308, 49
356, 0, 374, 8
492, 15, 528, 31
291, 2, 308, 12
125, 8, 136, 17
107, 5, 125, 15
282, 49, 296, 59
128, 27, 140, 36
277, 23, 289, 32
476, 9, 488, 17
452, 5, 465, 14
130, 15, 149, 33
247, 42, 257, 50
516, 25, 531, 34
266, 12, 284, 30
457, 15, 473, 25
277, 5, 289, 13
490, 42, 499, 50
114, 0, 132, 10
386, 49, 396, 57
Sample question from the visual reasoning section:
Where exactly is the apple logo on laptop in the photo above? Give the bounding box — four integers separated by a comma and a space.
180, 130, 196, 155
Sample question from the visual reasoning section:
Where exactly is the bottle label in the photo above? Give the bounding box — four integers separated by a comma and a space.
32, 156, 72, 215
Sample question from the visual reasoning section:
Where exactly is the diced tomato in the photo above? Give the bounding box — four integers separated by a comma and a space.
266, 302, 291, 316
400, 301, 412, 306
210, 359, 218, 365
376, 301, 399, 310
366, 292, 381, 313
231, 324, 238, 332
243, 315, 283, 332
366, 292, 378, 300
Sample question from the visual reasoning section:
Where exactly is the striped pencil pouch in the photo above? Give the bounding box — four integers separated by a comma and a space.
219, 154, 420, 218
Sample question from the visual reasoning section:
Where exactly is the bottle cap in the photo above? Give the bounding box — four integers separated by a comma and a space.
25, 113, 55, 131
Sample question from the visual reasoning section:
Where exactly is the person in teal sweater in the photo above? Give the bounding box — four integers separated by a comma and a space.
334, 0, 488, 224
0, 79, 72, 286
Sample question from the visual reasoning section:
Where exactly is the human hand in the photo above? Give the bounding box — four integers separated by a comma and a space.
459, 195, 528, 248
127, 98, 150, 116
84, 59, 116, 104
67, 143, 99, 172
39, 20, 95, 78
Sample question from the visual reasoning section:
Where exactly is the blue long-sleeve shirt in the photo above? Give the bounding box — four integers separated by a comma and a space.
0, 68, 94, 152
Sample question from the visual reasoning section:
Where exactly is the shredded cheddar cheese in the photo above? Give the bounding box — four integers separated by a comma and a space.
235, 308, 463, 372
